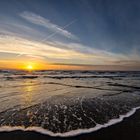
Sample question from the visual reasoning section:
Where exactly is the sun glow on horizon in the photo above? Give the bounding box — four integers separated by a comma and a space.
26, 65, 33, 71
22, 62, 40, 71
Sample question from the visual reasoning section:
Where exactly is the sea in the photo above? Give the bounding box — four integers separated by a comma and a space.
0, 70, 140, 137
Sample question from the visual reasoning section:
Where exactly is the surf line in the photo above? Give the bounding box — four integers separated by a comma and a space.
0, 106, 140, 137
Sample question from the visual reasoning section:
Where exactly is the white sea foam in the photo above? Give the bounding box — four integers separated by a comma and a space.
0, 106, 140, 137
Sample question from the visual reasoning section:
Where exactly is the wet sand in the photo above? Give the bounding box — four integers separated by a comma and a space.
0, 109, 140, 140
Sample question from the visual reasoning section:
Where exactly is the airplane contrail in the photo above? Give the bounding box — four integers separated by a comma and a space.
16, 19, 77, 57
41, 19, 77, 42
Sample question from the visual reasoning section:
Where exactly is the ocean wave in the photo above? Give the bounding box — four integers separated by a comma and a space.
0, 106, 140, 137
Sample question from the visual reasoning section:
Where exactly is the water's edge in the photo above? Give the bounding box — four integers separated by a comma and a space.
0, 106, 140, 137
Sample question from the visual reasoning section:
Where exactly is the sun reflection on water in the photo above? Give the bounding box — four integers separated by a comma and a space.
21, 80, 35, 107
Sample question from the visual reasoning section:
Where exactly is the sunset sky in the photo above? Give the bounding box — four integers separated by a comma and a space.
0, 0, 140, 70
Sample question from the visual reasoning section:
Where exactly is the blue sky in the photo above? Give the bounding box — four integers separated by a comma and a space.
0, 0, 140, 70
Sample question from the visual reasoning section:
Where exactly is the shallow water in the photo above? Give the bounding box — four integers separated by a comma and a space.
0, 70, 140, 136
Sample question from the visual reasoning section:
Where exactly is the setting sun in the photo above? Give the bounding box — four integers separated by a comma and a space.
22, 62, 36, 71
26, 65, 33, 70
21, 61, 47, 71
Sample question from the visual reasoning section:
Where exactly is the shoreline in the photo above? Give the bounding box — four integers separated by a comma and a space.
0, 108, 140, 140
0, 106, 140, 137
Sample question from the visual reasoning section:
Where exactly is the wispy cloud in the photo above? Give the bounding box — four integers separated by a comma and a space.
0, 21, 47, 41
20, 11, 78, 40
0, 34, 139, 66
0, 35, 86, 64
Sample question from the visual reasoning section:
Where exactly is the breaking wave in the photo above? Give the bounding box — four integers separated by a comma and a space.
0, 106, 140, 137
